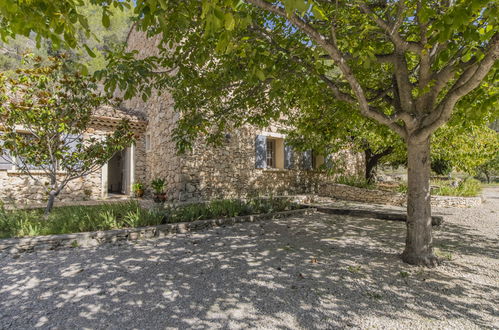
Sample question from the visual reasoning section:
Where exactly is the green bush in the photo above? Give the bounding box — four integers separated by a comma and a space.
394, 178, 481, 197
0, 197, 301, 238
432, 178, 481, 197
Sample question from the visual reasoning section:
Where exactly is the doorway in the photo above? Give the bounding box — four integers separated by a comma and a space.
107, 148, 131, 195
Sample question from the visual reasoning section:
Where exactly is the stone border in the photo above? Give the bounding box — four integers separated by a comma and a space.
0, 208, 316, 254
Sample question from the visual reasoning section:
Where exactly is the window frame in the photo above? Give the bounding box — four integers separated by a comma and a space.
266, 139, 276, 168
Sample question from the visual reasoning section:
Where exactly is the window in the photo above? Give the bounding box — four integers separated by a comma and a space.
255, 134, 288, 169
266, 139, 275, 168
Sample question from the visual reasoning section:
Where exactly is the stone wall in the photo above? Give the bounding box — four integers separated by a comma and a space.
180, 126, 364, 201
122, 28, 184, 199
0, 165, 102, 206
318, 183, 407, 206
318, 183, 483, 208
0, 128, 108, 205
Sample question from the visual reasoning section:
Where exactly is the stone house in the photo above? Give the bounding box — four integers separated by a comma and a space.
0, 28, 364, 206
119, 29, 364, 202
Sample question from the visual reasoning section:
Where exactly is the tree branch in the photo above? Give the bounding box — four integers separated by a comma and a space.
245, 0, 407, 138
358, 2, 422, 53
419, 32, 499, 136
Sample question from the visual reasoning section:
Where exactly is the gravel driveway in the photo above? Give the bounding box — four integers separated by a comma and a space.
1, 188, 498, 329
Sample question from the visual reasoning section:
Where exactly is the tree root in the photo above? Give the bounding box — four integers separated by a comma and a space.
401, 251, 440, 267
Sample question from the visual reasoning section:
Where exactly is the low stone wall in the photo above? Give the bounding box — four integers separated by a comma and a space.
0, 170, 102, 206
318, 183, 406, 206
0, 208, 315, 254
318, 183, 482, 208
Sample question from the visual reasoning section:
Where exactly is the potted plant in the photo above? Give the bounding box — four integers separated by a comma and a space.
151, 178, 167, 203
132, 182, 145, 198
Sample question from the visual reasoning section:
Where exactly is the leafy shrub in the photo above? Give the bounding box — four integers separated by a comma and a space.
151, 178, 166, 194
394, 178, 480, 197
335, 175, 375, 189
432, 178, 481, 197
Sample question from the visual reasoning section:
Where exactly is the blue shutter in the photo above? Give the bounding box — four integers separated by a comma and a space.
0, 133, 13, 170
302, 150, 313, 170
0, 151, 12, 170
284, 143, 294, 169
255, 135, 267, 169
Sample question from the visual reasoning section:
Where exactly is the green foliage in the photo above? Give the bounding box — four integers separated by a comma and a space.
0, 0, 131, 50
432, 178, 482, 197
432, 123, 499, 175
476, 153, 499, 183
166, 197, 299, 223
396, 182, 408, 194
335, 175, 376, 190
132, 182, 145, 192
0, 201, 164, 238
0, 1, 133, 73
0, 198, 301, 238
151, 178, 166, 194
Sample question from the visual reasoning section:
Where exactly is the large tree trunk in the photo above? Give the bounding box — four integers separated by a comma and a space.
401, 137, 438, 267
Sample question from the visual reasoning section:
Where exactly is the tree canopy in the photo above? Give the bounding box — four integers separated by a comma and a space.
1, 0, 498, 266
0, 1, 133, 73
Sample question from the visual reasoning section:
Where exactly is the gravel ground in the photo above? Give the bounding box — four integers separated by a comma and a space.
0, 188, 498, 329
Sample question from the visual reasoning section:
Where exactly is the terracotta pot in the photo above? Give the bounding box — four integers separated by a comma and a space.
134, 189, 145, 198
154, 193, 167, 203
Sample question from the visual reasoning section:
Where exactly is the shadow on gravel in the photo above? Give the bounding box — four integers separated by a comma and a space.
0, 212, 497, 328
